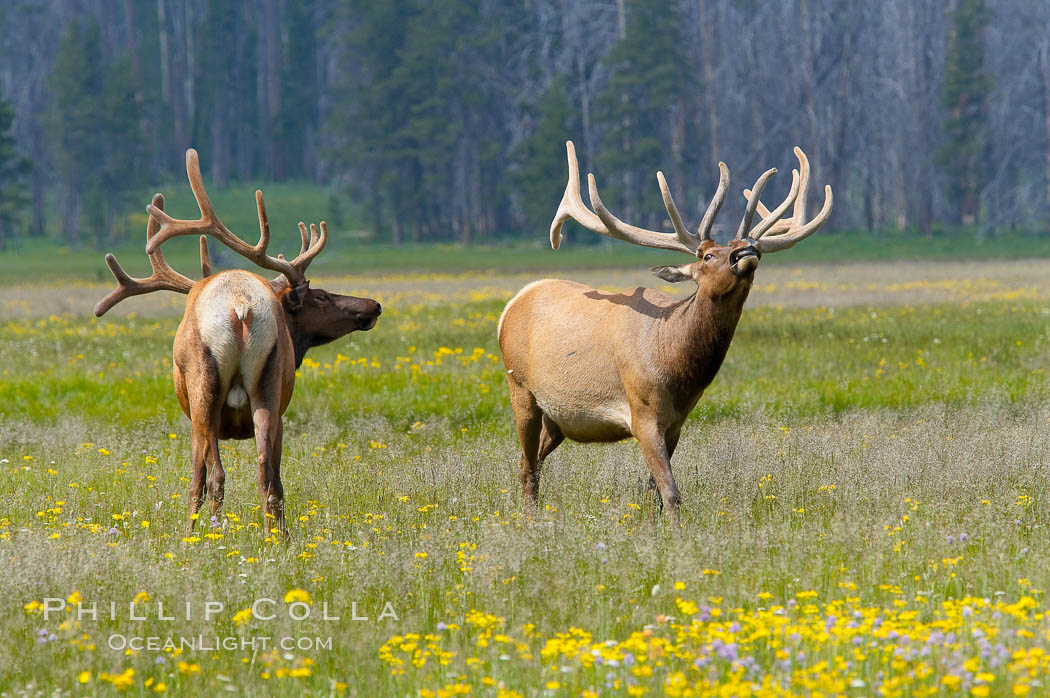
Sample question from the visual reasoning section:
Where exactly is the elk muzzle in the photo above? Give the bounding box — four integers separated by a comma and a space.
730, 243, 760, 276
339, 295, 382, 331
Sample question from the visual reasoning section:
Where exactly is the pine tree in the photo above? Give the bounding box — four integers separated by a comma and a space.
593, 0, 687, 229
48, 18, 106, 246
0, 95, 30, 250
513, 78, 578, 233
276, 0, 318, 180
936, 0, 993, 226
100, 54, 146, 242
328, 0, 422, 243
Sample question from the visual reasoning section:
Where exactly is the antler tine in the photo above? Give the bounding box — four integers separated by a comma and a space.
254, 188, 272, 256
735, 167, 776, 240
656, 171, 696, 249
549, 141, 696, 255
199, 236, 212, 277
749, 169, 800, 240
94, 193, 196, 317
754, 186, 833, 252
744, 147, 812, 236
287, 221, 328, 276
296, 221, 311, 257
790, 145, 810, 229
741, 147, 833, 253
145, 149, 305, 286
550, 141, 603, 250
697, 162, 730, 242
587, 176, 696, 254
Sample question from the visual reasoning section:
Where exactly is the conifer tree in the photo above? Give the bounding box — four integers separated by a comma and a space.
513, 78, 578, 233
0, 96, 30, 250
593, 0, 687, 228
936, 0, 992, 225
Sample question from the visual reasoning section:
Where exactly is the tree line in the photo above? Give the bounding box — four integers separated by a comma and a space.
0, 0, 1045, 249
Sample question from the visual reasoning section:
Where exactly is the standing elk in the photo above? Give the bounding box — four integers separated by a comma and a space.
498, 141, 831, 520
95, 149, 382, 534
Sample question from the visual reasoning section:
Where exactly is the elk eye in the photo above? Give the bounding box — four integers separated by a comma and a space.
316, 294, 329, 303
703, 253, 715, 262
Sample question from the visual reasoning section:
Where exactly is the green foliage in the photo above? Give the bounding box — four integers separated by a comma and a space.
936, 0, 993, 223
328, 0, 518, 243
48, 18, 106, 246
100, 56, 146, 234
328, 0, 421, 242
594, 0, 687, 223
0, 95, 29, 250
48, 17, 146, 247
275, 0, 318, 180
511, 78, 578, 232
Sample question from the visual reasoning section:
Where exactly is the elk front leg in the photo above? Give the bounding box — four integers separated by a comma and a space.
634, 423, 681, 524
646, 428, 681, 514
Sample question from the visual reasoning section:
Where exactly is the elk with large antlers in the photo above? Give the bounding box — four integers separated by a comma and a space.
498, 141, 831, 520
95, 149, 382, 533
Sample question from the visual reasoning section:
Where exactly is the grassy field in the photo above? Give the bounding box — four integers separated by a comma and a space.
4, 253, 1050, 696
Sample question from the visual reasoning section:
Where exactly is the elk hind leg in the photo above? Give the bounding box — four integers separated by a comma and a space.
187, 361, 222, 532
508, 384, 543, 507
251, 400, 284, 536
537, 414, 564, 463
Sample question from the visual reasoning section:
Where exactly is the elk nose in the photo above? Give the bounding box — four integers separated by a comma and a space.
374, 302, 382, 316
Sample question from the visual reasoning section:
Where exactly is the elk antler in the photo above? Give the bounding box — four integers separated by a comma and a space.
741, 147, 833, 253
145, 149, 326, 288
94, 194, 198, 317
550, 141, 699, 255
289, 221, 328, 277
549, 141, 815, 257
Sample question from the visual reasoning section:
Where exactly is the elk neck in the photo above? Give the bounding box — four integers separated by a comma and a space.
658, 282, 753, 405
282, 314, 315, 369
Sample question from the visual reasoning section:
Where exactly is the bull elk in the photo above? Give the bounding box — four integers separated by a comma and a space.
95, 149, 382, 534
498, 141, 831, 519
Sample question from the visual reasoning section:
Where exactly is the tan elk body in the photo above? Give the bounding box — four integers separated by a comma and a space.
96, 150, 382, 533
499, 141, 832, 518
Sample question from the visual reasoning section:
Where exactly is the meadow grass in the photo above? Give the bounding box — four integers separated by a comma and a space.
3, 264, 1050, 696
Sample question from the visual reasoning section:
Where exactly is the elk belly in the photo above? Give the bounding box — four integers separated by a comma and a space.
537, 394, 633, 443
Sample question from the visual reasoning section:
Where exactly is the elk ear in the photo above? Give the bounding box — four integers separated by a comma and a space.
282, 283, 309, 313
650, 264, 694, 283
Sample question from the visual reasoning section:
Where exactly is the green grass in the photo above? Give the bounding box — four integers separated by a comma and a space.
4, 267, 1050, 695
2, 300, 1047, 428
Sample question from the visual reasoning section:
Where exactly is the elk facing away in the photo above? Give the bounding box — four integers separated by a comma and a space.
498, 141, 831, 519
95, 150, 382, 533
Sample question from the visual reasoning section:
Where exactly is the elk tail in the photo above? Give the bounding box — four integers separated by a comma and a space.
232, 301, 253, 351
